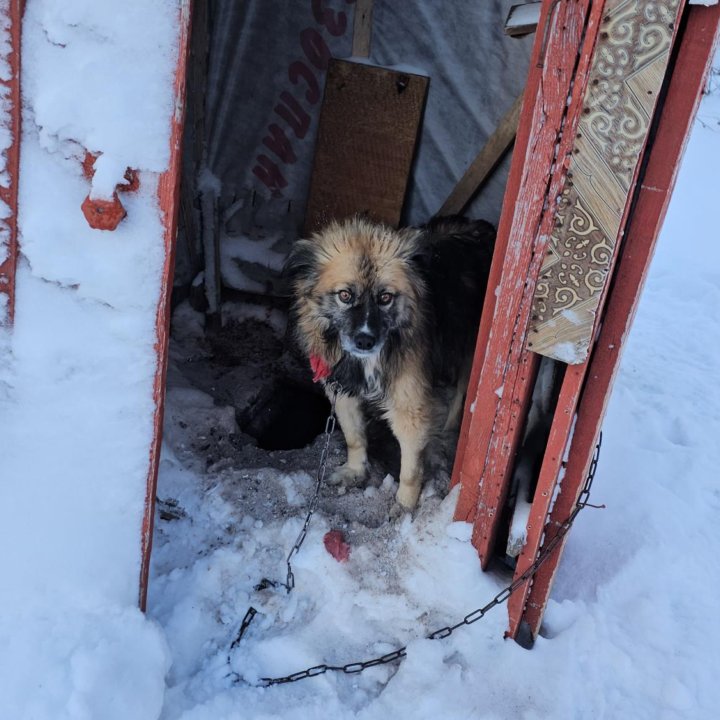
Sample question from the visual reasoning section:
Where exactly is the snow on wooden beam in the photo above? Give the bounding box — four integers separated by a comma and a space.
139, 0, 193, 611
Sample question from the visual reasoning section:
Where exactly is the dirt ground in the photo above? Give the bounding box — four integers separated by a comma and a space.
160, 301, 455, 553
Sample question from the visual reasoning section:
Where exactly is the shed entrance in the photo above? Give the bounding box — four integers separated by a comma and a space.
145, 0, 720, 641
154, 0, 534, 581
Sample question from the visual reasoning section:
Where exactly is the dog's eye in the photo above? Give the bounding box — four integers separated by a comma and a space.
378, 292, 394, 306
337, 289, 353, 304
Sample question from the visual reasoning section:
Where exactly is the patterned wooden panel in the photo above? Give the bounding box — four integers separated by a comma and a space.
528, 0, 681, 363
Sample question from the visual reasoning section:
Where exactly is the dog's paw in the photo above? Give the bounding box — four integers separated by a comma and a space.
327, 463, 367, 488
395, 482, 421, 511
388, 501, 411, 522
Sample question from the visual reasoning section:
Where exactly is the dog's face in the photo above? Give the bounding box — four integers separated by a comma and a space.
322, 276, 401, 358
287, 218, 426, 361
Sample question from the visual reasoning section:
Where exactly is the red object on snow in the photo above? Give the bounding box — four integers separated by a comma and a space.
323, 530, 350, 563
310, 354, 331, 383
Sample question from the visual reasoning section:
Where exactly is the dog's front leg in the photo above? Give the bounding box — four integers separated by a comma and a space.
387, 375, 431, 511
328, 391, 368, 488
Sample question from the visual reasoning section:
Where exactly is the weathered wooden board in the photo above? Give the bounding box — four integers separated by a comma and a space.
0, 0, 23, 327
518, 1, 720, 639
439, 93, 523, 217
528, 0, 682, 363
352, 0, 374, 58
303, 59, 428, 233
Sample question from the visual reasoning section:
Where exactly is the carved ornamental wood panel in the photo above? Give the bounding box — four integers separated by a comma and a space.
527, 0, 681, 363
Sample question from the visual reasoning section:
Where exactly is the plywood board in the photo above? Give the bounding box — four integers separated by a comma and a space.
528, 0, 682, 363
303, 59, 428, 233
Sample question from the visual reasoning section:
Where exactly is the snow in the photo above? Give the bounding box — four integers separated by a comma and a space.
1, 7, 720, 719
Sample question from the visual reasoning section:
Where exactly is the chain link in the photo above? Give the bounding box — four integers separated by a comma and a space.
253, 433, 603, 686
284, 382, 340, 591
229, 383, 341, 651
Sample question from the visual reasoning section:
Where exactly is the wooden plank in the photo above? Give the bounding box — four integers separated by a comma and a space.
520, 2, 720, 638
139, 0, 193, 611
528, 0, 683, 364
505, 3, 542, 37
438, 93, 523, 217
505, 362, 585, 636
0, 0, 23, 328
303, 59, 428, 233
352, 0, 374, 58
452, 0, 605, 572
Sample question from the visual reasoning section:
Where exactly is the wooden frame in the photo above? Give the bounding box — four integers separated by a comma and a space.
516, 2, 720, 638
451, 0, 719, 640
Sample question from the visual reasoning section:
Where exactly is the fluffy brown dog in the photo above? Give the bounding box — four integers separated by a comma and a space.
286, 216, 494, 512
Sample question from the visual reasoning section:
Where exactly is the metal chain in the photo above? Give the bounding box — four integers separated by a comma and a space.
228, 382, 341, 659
255, 433, 604, 686
283, 381, 340, 591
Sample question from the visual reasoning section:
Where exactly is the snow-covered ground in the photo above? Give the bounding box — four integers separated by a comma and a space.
1, 11, 719, 719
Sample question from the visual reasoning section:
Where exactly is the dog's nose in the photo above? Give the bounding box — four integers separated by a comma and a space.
354, 332, 376, 352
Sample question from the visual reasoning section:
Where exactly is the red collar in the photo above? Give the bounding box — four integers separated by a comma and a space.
309, 354, 332, 383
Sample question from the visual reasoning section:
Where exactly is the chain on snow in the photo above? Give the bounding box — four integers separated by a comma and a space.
228, 383, 341, 657
229, 405, 603, 688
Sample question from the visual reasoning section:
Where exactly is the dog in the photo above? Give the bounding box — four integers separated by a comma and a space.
286, 215, 494, 512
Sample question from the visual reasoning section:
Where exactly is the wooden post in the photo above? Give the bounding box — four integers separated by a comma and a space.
139, 0, 193, 611
352, 0, 374, 58
0, 0, 23, 328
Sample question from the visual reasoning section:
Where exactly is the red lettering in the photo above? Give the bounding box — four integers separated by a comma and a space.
300, 28, 330, 71
312, 0, 348, 37
288, 60, 321, 104
252, 155, 288, 191
262, 124, 297, 164
274, 91, 311, 139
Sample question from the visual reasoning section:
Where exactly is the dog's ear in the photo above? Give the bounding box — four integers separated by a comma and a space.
398, 228, 432, 274
284, 239, 318, 283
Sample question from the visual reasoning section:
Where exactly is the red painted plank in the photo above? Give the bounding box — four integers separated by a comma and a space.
452, 0, 587, 511
505, 363, 584, 635
139, 0, 193, 611
0, 0, 23, 327
453, 0, 606, 570
520, 2, 720, 637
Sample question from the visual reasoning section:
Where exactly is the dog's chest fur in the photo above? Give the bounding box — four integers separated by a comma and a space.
330, 352, 387, 403
360, 354, 383, 402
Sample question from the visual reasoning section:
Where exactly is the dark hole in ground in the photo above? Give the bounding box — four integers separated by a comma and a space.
243, 381, 331, 451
